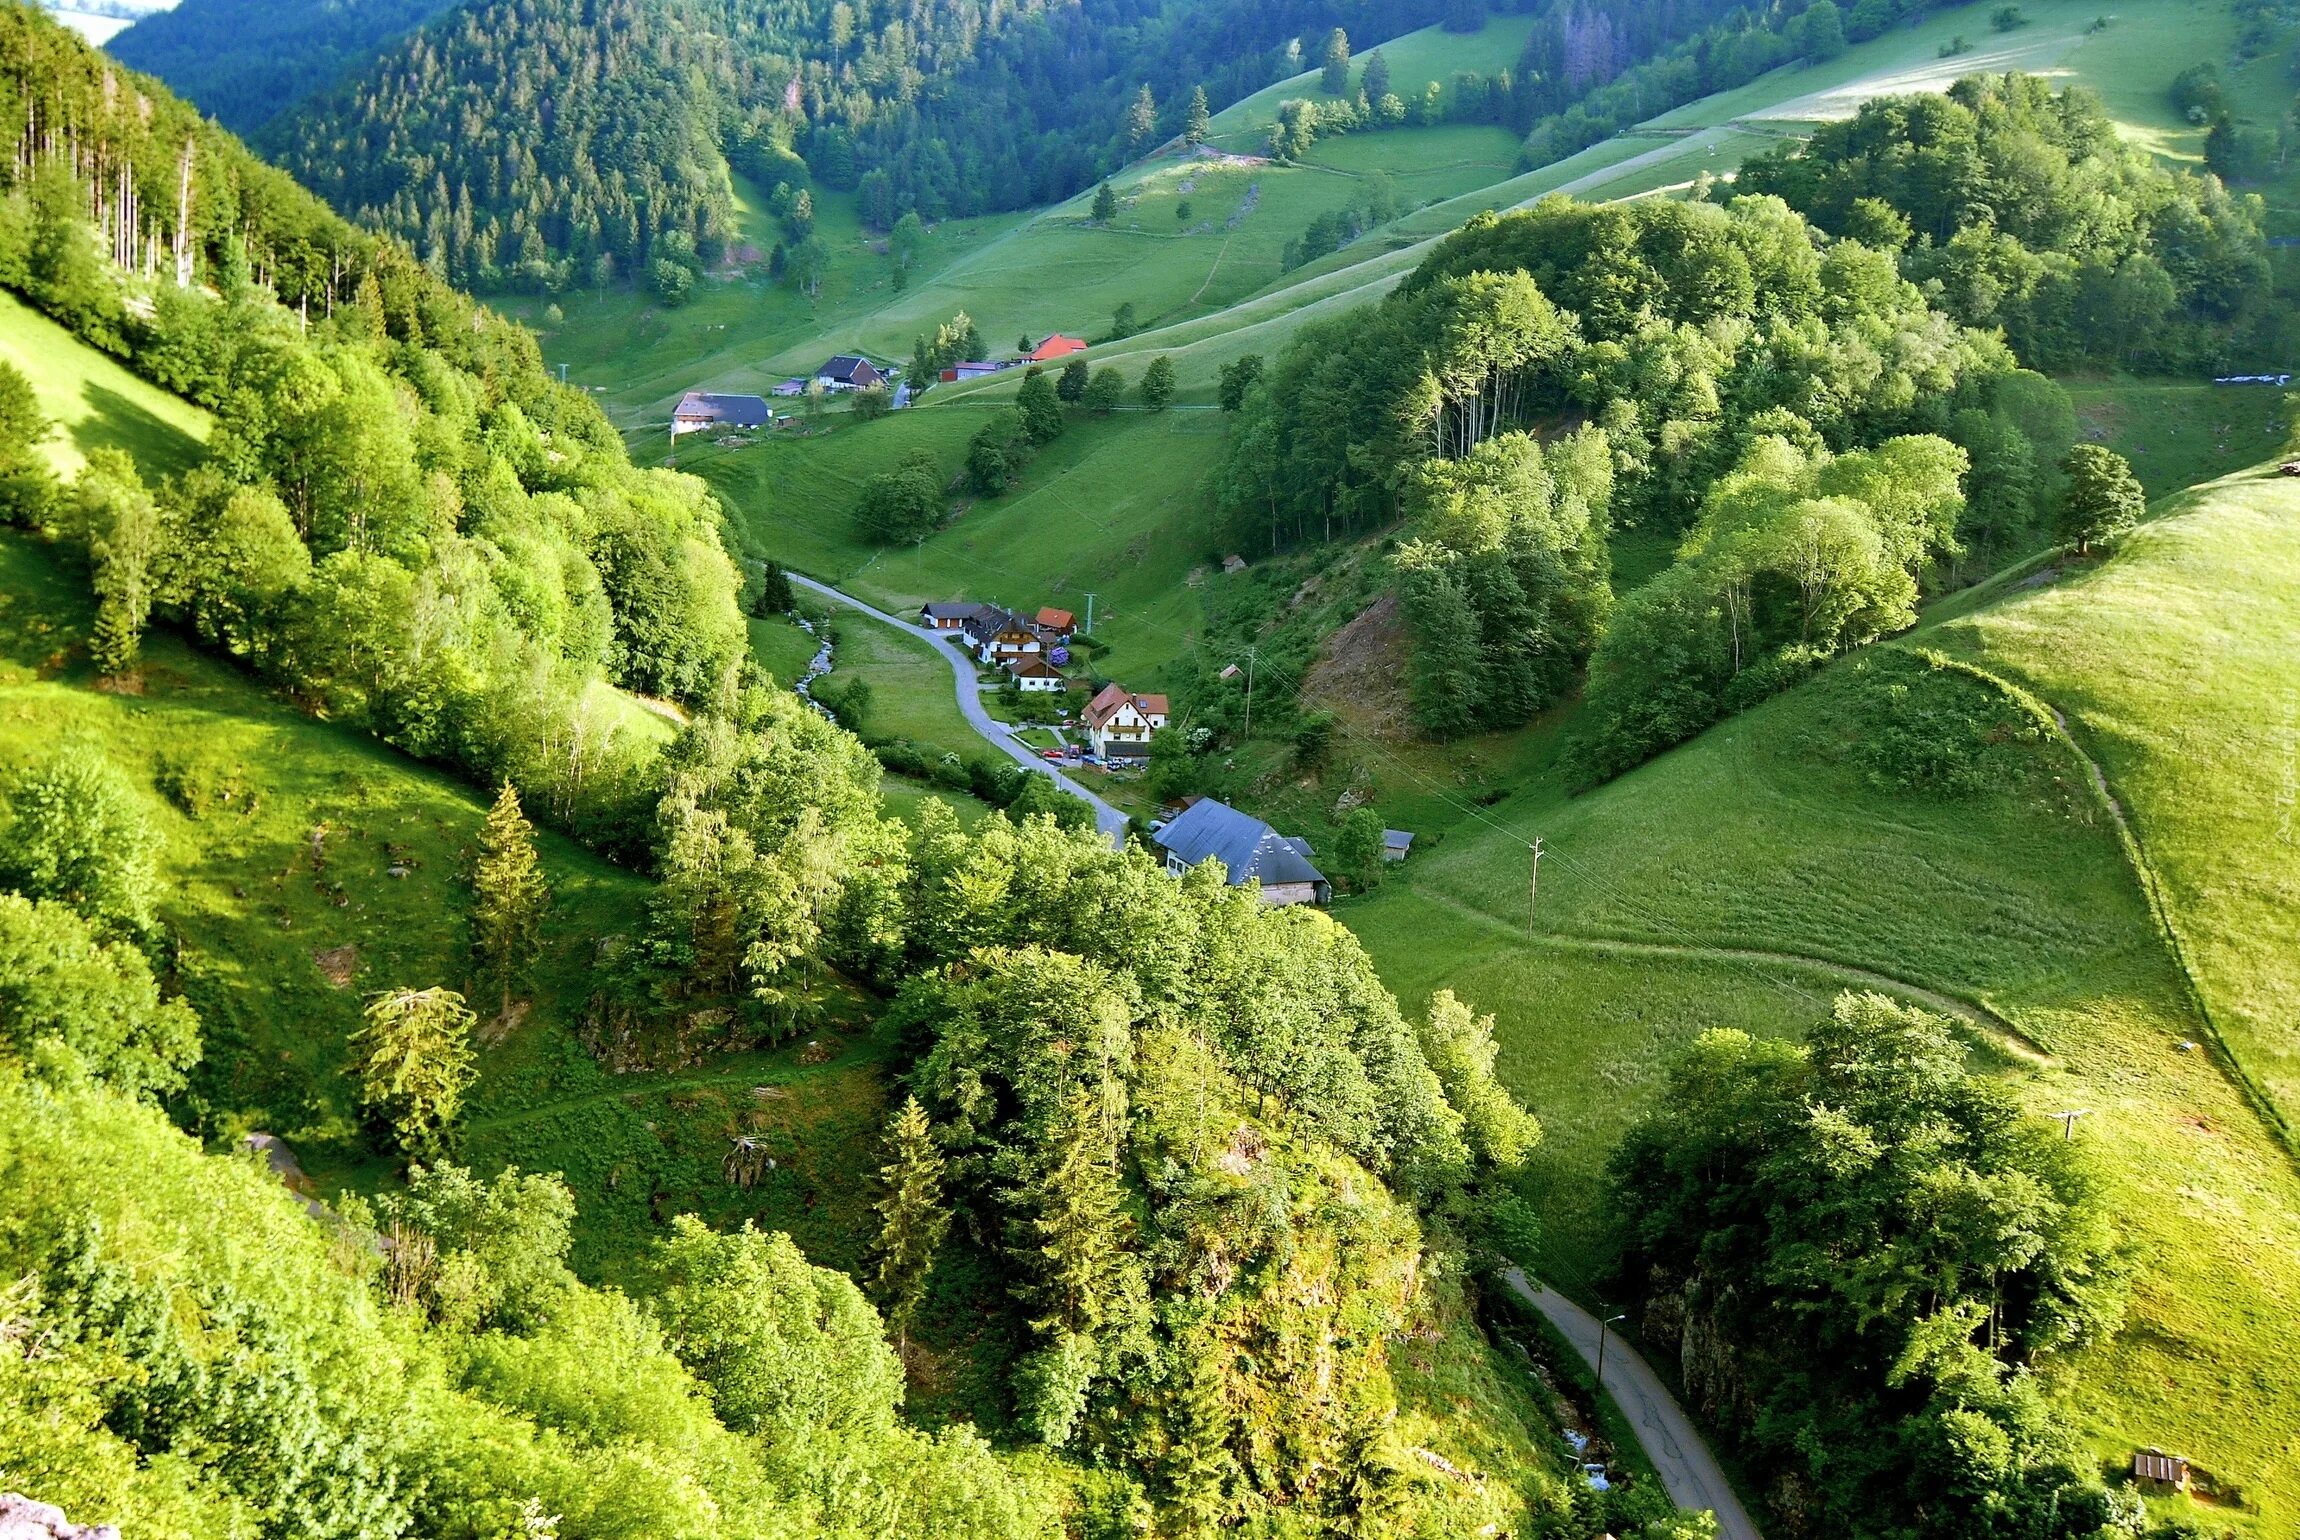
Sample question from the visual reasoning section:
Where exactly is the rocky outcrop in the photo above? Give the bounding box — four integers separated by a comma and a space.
0, 1495, 120, 1540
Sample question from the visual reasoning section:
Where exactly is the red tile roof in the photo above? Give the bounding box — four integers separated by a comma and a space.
1029, 334, 1088, 362
1035, 607, 1075, 631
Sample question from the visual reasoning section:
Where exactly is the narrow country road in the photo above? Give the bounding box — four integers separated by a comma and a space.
784, 572, 1132, 844
1503, 1269, 1765, 1540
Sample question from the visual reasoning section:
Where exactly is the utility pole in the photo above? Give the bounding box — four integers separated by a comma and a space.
1242, 647, 1258, 741
2049, 1109, 2092, 1141
1527, 837, 1545, 928
1082, 592, 1097, 635
1594, 1312, 1626, 1387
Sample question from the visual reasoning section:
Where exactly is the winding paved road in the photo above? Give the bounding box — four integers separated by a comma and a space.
785, 572, 1131, 844
1504, 1269, 1764, 1540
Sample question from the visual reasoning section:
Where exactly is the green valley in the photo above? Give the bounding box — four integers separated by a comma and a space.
10, 0, 2300, 1534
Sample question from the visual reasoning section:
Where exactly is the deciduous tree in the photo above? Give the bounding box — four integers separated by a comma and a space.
1138, 356, 1176, 411
2057, 444, 2144, 554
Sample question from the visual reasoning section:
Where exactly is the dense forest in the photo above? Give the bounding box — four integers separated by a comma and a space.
1737, 73, 2279, 372
0, 11, 1707, 1534
1614, 997, 2134, 1539
106, 0, 462, 136
1205, 185, 2088, 768
228, 0, 1822, 290
0, 2, 744, 854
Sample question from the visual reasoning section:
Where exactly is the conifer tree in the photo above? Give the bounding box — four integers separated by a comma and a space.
1164, 1331, 1236, 1528
1126, 84, 1158, 152
471, 782, 550, 1014
1361, 50, 1390, 104
352, 986, 478, 1159
1020, 1090, 1135, 1340
1184, 85, 1211, 145
868, 1094, 950, 1347
1320, 28, 1351, 95
1058, 356, 1090, 402
1091, 182, 1119, 222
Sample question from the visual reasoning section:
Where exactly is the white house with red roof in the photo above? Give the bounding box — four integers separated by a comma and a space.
1082, 683, 1167, 760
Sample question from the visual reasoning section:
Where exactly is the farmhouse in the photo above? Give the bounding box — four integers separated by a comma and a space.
815, 355, 887, 391
1034, 607, 1076, 638
921, 601, 994, 631
964, 607, 1043, 665
1153, 798, 1329, 907
1082, 682, 1167, 760
939, 361, 1005, 382
1029, 334, 1088, 364
670, 391, 771, 437
1008, 655, 1066, 693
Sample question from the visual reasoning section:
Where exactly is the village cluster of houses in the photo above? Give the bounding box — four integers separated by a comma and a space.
919, 600, 1172, 763
936, 333, 1087, 383
670, 354, 904, 438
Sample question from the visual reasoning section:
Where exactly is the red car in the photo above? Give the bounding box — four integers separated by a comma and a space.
1040, 749, 1066, 762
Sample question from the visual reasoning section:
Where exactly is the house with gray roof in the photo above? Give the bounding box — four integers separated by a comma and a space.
671, 391, 772, 437
1152, 797, 1329, 907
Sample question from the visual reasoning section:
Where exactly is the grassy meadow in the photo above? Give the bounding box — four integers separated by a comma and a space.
691, 403, 1223, 682
0, 290, 209, 476
1930, 469, 2300, 1144
1342, 631, 2300, 1526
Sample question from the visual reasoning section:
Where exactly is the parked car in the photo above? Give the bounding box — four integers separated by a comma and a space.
1040, 749, 1065, 762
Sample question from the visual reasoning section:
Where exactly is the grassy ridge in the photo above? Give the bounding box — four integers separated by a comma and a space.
1339, 488, 2300, 1525
1930, 469, 2300, 1142
0, 289, 209, 476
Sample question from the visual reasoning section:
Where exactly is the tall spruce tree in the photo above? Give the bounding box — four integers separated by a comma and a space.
1126, 84, 1159, 152
1164, 1330, 1237, 1528
470, 782, 550, 1015
1092, 182, 1119, 222
1361, 49, 1391, 104
868, 1095, 951, 1347
1020, 1089, 1136, 1341
1184, 85, 1211, 145
1320, 28, 1351, 95
352, 986, 478, 1159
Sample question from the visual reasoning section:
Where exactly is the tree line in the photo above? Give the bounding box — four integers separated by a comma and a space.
1211, 185, 2099, 757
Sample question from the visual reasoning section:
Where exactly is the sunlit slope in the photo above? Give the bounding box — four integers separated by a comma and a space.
1345, 636, 2300, 1527
1929, 468, 2300, 1144
0, 289, 209, 476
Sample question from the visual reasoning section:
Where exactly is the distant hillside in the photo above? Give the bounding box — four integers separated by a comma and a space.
108, 0, 457, 136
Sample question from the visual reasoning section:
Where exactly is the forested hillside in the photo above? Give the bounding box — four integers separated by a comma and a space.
250, 0, 1809, 291
0, 10, 1687, 1533
107, 0, 460, 136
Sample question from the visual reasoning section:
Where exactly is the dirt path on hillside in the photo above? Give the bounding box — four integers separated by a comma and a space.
1410, 884, 2051, 1062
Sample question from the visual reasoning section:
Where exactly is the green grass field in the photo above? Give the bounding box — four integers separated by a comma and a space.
814, 598, 982, 761
1930, 469, 2300, 1144
691, 403, 1220, 683
1330, 471, 2300, 1526
0, 290, 209, 476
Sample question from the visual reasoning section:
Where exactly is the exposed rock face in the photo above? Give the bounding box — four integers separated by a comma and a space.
0, 1494, 120, 1540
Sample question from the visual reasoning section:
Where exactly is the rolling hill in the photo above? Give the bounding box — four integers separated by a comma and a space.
1345, 473, 2300, 1524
